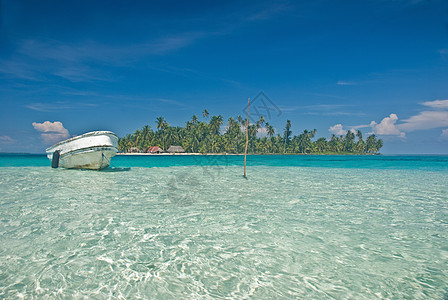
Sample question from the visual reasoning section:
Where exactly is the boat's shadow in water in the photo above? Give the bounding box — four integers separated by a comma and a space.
100, 167, 131, 172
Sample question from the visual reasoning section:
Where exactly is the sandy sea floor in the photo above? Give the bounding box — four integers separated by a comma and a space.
0, 155, 447, 298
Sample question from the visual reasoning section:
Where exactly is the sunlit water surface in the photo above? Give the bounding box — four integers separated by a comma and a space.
0, 155, 447, 299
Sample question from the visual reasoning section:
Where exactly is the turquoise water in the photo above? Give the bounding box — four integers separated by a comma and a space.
0, 155, 447, 298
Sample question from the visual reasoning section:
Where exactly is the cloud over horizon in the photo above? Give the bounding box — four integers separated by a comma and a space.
32, 121, 70, 145
440, 129, 448, 140
0, 135, 15, 144
398, 100, 448, 132
330, 100, 448, 141
329, 124, 348, 135
370, 113, 406, 138
421, 99, 448, 109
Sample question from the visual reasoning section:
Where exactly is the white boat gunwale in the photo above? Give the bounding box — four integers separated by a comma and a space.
45, 131, 118, 152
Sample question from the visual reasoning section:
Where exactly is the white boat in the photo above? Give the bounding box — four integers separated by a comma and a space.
46, 131, 119, 170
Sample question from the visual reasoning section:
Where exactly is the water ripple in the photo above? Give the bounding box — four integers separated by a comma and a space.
0, 166, 447, 298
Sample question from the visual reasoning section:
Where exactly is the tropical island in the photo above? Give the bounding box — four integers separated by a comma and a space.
118, 110, 383, 154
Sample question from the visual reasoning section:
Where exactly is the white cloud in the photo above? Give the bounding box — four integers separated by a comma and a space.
26, 102, 72, 112
370, 114, 406, 138
441, 129, 448, 140
26, 101, 99, 112
421, 99, 448, 110
32, 121, 68, 133
0, 59, 42, 81
39, 133, 70, 144
257, 127, 268, 137
394, 99, 448, 132
246, 2, 291, 21
0, 34, 206, 82
337, 80, 357, 86
156, 98, 187, 107
329, 124, 347, 135
398, 111, 448, 132
351, 124, 370, 130
32, 121, 70, 144
0, 135, 15, 144
18, 35, 203, 64
335, 100, 448, 141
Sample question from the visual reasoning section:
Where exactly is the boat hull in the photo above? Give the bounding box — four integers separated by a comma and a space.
46, 131, 118, 170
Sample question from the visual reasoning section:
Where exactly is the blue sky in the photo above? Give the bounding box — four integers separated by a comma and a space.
1, 0, 447, 154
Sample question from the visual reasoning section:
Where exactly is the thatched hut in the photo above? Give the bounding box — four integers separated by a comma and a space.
128, 147, 142, 153
167, 145, 185, 153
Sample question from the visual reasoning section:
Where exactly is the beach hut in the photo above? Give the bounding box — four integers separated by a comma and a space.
128, 147, 142, 153
167, 145, 185, 153
146, 146, 164, 153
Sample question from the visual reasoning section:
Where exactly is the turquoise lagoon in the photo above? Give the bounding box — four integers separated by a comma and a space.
0, 154, 447, 298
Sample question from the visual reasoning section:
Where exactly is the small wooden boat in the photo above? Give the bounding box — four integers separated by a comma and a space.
46, 131, 118, 170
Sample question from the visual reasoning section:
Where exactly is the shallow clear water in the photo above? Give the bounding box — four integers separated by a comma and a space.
0, 155, 447, 298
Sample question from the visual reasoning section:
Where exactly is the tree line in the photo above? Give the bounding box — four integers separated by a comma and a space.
118, 110, 383, 154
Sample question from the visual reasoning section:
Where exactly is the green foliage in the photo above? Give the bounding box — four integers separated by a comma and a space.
118, 112, 383, 154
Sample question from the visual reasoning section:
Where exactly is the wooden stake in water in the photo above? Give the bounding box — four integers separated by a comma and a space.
244, 97, 250, 178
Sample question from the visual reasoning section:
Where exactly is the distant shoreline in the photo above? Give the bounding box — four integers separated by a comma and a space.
117, 153, 241, 156
116, 152, 381, 156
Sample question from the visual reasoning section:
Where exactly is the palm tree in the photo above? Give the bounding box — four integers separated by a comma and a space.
329, 134, 342, 152
156, 116, 169, 150
203, 109, 209, 120
283, 120, 292, 153
208, 115, 223, 152
265, 123, 275, 137
293, 130, 308, 153
315, 137, 327, 153
133, 129, 143, 149
354, 130, 365, 153
118, 114, 384, 154
141, 125, 152, 150
257, 116, 265, 128
237, 115, 244, 126
209, 115, 223, 135
343, 130, 355, 152
356, 130, 363, 141
165, 127, 180, 148
376, 139, 384, 152
366, 134, 383, 153
248, 124, 258, 153
156, 117, 166, 130
366, 134, 376, 153
226, 117, 243, 153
